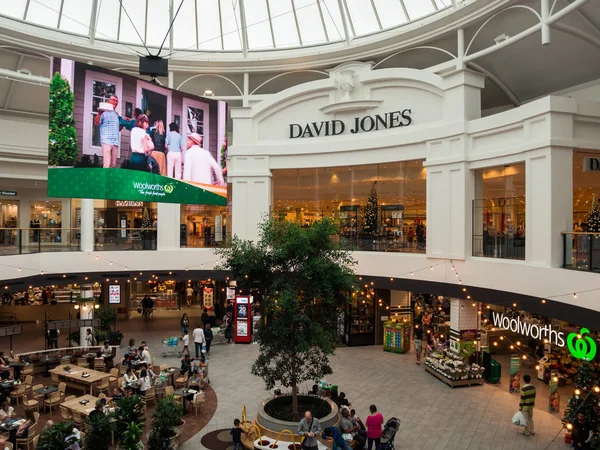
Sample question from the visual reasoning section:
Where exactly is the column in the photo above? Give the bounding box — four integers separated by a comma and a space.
449, 298, 479, 354
472, 170, 483, 256
230, 175, 272, 242
80, 198, 94, 252
525, 147, 573, 267
157, 203, 180, 250
19, 199, 30, 250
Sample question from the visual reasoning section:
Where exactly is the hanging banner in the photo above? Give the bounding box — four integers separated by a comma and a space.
549, 370, 560, 412
509, 355, 521, 393
203, 287, 214, 310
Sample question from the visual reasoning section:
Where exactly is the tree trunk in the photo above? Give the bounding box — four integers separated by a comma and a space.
292, 383, 299, 419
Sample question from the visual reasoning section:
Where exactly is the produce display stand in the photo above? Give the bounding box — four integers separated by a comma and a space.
425, 365, 484, 388
383, 321, 410, 354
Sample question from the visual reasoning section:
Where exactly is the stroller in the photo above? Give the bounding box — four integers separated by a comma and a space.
380, 417, 401, 450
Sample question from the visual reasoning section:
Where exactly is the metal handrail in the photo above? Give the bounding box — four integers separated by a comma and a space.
272, 429, 297, 448
562, 232, 600, 235
0, 227, 79, 231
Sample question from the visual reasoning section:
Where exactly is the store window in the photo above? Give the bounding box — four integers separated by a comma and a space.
30, 201, 63, 243
180, 204, 229, 248
472, 163, 526, 260
0, 200, 19, 250
566, 150, 600, 271
71, 199, 157, 251
272, 161, 426, 253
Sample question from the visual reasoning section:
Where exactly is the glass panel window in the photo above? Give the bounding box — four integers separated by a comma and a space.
344, 0, 379, 36
268, 0, 300, 48
294, 0, 327, 45
173, 0, 198, 49
95, 0, 121, 41
196, 0, 223, 50
118, 0, 147, 45
59, 0, 94, 35
321, 0, 345, 42
145, 0, 171, 48
220, 0, 243, 50
25, 0, 61, 28
245, 0, 274, 50
2, 0, 28, 21
181, 204, 230, 248
402, 0, 436, 21
373, 0, 408, 29
272, 160, 426, 253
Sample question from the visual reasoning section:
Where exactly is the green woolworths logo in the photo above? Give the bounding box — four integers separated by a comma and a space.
567, 328, 597, 360
164, 184, 174, 194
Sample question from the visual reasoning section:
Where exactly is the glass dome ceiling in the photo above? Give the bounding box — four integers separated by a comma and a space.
1, 0, 470, 54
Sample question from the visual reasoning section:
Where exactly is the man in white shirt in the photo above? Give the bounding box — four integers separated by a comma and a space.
192, 325, 205, 359
186, 286, 194, 307
140, 346, 152, 364
183, 133, 225, 186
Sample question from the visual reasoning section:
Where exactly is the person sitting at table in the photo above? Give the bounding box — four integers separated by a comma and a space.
65, 423, 81, 450
126, 338, 137, 356
138, 369, 152, 394
101, 342, 112, 357
0, 399, 14, 421
180, 354, 192, 376
0, 367, 11, 405
8, 409, 35, 447
112, 387, 124, 402
0, 365, 10, 381
88, 399, 106, 419
139, 346, 152, 365
94, 351, 105, 366
0, 437, 9, 450
0, 353, 6, 366
123, 367, 138, 391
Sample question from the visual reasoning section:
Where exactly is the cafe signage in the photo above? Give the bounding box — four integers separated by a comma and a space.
289, 109, 412, 139
491, 312, 566, 346
0, 190, 17, 197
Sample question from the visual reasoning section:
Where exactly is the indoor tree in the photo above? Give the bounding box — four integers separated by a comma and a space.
215, 218, 357, 419
586, 195, 600, 232
564, 360, 600, 448
48, 72, 78, 166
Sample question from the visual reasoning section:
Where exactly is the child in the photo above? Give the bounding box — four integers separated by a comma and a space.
230, 418, 245, 450
180, 332, 190, 357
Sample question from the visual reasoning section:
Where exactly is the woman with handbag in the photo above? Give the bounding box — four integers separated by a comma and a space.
150, 120, 167, 176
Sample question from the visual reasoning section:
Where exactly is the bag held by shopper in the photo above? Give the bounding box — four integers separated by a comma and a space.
512, 411, 526, 427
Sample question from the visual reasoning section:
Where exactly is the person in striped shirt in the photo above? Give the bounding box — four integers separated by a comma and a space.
519, 374, 536, 436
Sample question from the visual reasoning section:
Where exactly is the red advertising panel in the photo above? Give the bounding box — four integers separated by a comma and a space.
234, 296, 252, 344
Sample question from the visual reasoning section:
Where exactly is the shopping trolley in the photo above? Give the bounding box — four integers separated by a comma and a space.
212, 326, 228, 345
161, 336, 180, 357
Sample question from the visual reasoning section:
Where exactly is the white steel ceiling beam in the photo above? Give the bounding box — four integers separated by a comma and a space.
89, 0, 99, 46
238, 0, 250, 57
336, 0, 351, 44
370, 0, 383, 31
316, 0, 329, 42
290, 0, 303, 46
0, 68, 50, 86
265, 0, 277, 48
3, 55, 24, 111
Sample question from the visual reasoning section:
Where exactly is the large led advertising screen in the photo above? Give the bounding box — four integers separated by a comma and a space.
48, 59, 227, 206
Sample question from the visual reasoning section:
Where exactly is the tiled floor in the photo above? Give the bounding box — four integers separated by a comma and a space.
5, 317, 571, 450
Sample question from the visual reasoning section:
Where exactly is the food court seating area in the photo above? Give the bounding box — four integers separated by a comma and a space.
0, 347, 213, 449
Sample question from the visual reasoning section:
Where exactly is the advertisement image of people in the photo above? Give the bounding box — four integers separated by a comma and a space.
47, 58, 228, 206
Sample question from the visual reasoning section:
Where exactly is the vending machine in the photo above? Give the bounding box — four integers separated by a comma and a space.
234, 296, 252, 344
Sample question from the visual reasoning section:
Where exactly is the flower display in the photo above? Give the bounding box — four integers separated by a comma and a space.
425, 350, 485, 380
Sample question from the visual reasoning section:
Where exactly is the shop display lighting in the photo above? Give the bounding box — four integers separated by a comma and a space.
94, 304, 100, 309
74, 304, 79, 309
575, 389, 581, 396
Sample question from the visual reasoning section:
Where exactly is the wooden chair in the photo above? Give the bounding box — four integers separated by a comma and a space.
77, 358, 88, 368
51, 372, 59, 382
7, 367, 14, 379
23, 375, 33, 395
72, 410, 82, 429
9, 383, 27, 405
20, 364, 34, 381
143, 387, 156, 406
98, 392, 106, 399
32, 436, 39, 449
43, 391, 62, 413
64, 395, 77, 403
16, 423, 37, 450
60, 405, 73, 420
165, 386, 183, 408
159, 364, 168, 372
93, 359, 106, 372
95, 378, 110, 396
5, 442, 12, 450
60, 359, 71, 366
31, 384, 45, 403
21, 394, 39, 413
58, 382, 67, 401
118, 365, 127, 376
175, 372, 188, 389
109, 368, 119, 384
190, 392, 205, 416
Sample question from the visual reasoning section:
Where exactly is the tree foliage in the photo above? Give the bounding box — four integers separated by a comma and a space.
215, 218, 357, 418
48, 72, 78, 166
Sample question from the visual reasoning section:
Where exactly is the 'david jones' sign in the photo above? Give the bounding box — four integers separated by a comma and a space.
289, 109, 412, 139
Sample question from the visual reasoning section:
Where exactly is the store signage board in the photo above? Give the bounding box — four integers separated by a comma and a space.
583, 157, 600, 172
289, 109, 412, 139
108, 285, 121, 304
0, 190, 17, 197
114, 201, 144, 207
491, 312, 566, 346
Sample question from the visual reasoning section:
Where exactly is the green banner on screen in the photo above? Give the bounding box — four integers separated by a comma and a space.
48, 168, 227, 206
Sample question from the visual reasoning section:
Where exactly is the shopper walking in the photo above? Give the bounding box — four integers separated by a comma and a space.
180, 313, 190, 334
204, 324, 213, 355
571, 412, 592, 449
192, 324, 205, 358
519, 374, 536, 436
186, 285, 194, 307
414, 326, 423, 365
223, 311, 233, 343
365, 404, 383, 450
298, 410, 321, 450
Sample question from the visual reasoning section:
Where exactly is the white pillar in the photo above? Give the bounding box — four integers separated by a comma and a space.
231, 175, 272, 242
80, 198, 94, 252
157, 203, 180, 250
525, 147, 573, 267
441, 68, 485, 122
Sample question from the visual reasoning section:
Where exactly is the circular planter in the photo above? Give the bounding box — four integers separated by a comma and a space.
173, 419, 185, 435
256, 395, 338, 433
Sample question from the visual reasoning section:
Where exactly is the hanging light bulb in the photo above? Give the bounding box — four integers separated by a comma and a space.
410, 272, 414, 276
574, 293, 577, 299
575, 389, 581, 396
94, 304, 100, 309
516, 341, 521, 346
493, 342, 498, 346
594, 387, 600, 393
74, 304, 80, 310
500, 336, 504, 340
535, 365, 540, 370
522, 355, 527, 360
566, 423, 573, 431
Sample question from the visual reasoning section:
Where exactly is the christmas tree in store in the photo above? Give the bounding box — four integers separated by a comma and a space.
563, 360, 600, 448
586, 195, 600, 232
141, 207, 153, 250
364, 182, 378, 234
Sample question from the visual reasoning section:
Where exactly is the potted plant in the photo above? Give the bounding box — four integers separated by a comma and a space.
63, 365, 71, 372
83, 412, 113, 450
48, 72, 78, 167
38, 420, 77, 450
113, 394, 146, 437
118, 422, 144, 450
66, 331, 80, 346
107, 329, 125, 346
147, 396, 183, 450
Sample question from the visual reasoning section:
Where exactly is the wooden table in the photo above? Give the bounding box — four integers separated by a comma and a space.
62, 395, 99, 417
49, 367, 111, 394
